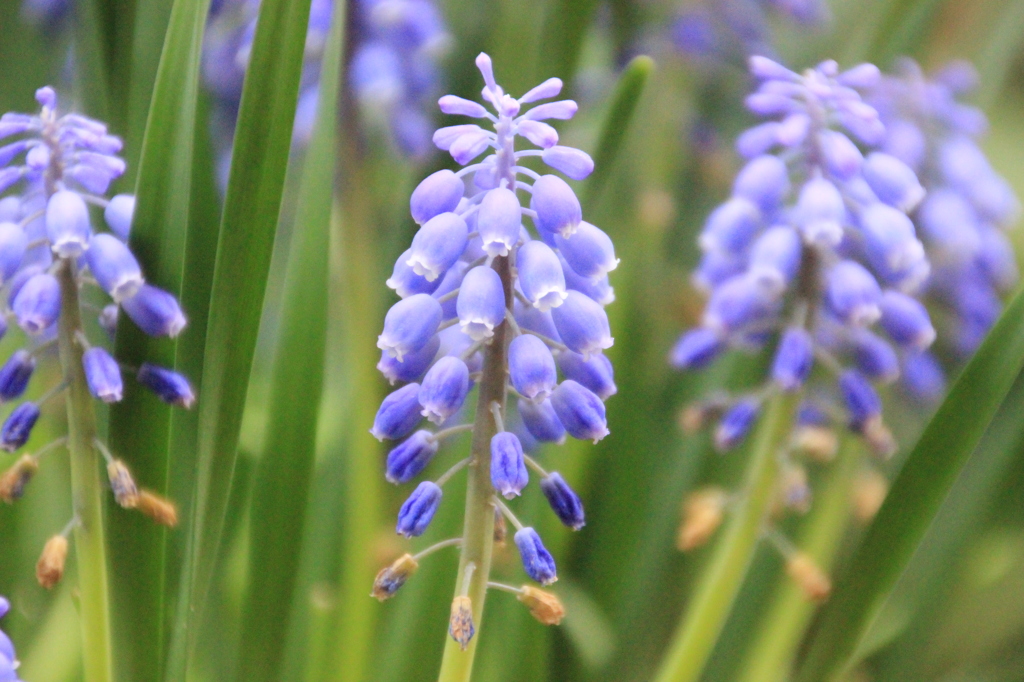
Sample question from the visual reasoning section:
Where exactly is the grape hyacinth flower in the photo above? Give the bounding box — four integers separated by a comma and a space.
369, 54, 615, 667
869, 59, 1020, 402
0, 596, 24, 682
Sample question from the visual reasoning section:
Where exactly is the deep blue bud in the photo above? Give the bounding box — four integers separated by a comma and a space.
407, 212, 469, 282
771, 328, 813, 391
540, 472, 584, 530
377, 333, 439, 385
879, 290, 935, 349
490, 431, 528, 499
541, 146, 594, 180
839, 369, 881, 428
509, 334, 557, 401
410, 170, 464, 225
862, 152, 925, 212
826, 261, 882, 326
477, 187, 522, 258
550, 380, 608, 443
517, 240, 567, 312
849, 330, 899, 383
456, 266, 505, 341
733, 155, 789, 209
748, 226, 801, 296
699, 198, 760, 255
551, 291, 613, 359
715, 399, 759, 452
518, 397, 566, 444
1, 402, 40, 451
670, 328, 723, 370
371, 383, 423, 441
137, 363, 195, 408
418, 356, 470, 424
0, 222, 27, 283
396, 481, 443, 537
514, 527, 557, 585
86, 233, 143, 301
12, 272, 60, 335
387, 249, 443, 298
122, 284, 187, 338
0, 350, 35, 401
530, 175, 581, 238
378, 293, 443, 361
557, 350, 616, 400
104, 194, 135, 240
45, 190, 91, 258
797, 178, 844, 246
82, 347, 122, 403
555, 221, 618, 281
385, 430, 439, 484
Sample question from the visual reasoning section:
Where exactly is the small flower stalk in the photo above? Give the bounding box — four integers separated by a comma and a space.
370, 54, 613, 674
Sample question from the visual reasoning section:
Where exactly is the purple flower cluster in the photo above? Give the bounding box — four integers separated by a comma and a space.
372, 53, 615, 587
870, 59, 1019, 401
349, 0, 450, 158
0, 87, 193, 448
672, 57, 936, 457
0, 597, 24, 682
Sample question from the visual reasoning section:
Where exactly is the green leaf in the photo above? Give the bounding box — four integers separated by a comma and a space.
233, 3, 344, 680
163, 0, 316, 675
538, 0, 602, 83
794, 285, 1024, 682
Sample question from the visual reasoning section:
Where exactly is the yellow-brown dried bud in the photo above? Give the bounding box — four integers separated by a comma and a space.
852, 469, 888, 522
786, 552, 831, 602
678, 404, 707, 434
133, 490, 178, 527
780, 465, 811, 513
448, 595, 475, 650
677, 487, 727, 551
861, 416, 897, 459
371, 553, 419, 602
0, 454, 38, 503
493, 507, 507, 546
36, 535, 68, 589
517, 585, 565, 625
793, 426, 838, 462
106, 459, 139, 508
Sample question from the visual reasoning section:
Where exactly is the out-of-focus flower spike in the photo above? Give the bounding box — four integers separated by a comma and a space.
714, 399, 759, 452
671, 329, 724, 370
771, 328, 813, 391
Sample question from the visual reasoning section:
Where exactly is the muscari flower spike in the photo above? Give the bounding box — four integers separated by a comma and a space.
0, 87, 191, 547
1, 595, 25, 682
370, 53, 612, 646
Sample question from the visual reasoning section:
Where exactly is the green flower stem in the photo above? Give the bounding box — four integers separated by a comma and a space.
736, 437, 863, 682
56, 259, 113, 682
653, 391, 799, 682
436, 256, 513, 682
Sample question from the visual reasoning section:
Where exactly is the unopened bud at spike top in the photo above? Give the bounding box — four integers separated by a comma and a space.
786, 552, 832, 602
371, 553, 420, 601
517, 585, 565, 625
448, 595, 475, 650
36, 535, 68, 589
0, 454, 38, 503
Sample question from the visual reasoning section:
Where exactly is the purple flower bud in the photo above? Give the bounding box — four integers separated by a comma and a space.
514, 298, 561, 340
456, 266, 505, 341
737, 122, 780, 158
517, 120, 558, 148
555, 221, 618, 280
733, 155, 789, 210
86, 233, 143, 301
901, 351, 945, 403
82, 347, 122, 403
449, 130, 492, 165
137, 363, 195, 408
879, 290, 935, 349
0, 140, 29, 168
541, 146, 594, 180
514, 527, 557, 584
917, 189, 979, 261
387, 249, 443, 298
523, 100, 577, 121
703, 274, 776, 334
13, 273, 60, 335
715, 399, 758, 452
385, 430, 438, 484
862, 153, 924, 212
121, 284, 187, 338
838, 369, 880, 428
433, 124, 483, 151
418, 356, 470, 425
797, 178, 844, 246
0, 222, 27, 283
491, 431, 528, 499
776, 113, 810, 147
745, 91, 795, 116
104, 194, 135, 240
748, 226, 801, 296
378, 293, 443, 361
849, 330, 899, 383
475, 52, 497, 90
692, 251, 744, 293
371, 383, 423, 441
98, 303, 118, 339
518, 397, 566, 443
509, 334, 557, 402
837, 100, 884, 145
45, 190, 91, 258
396, 481, 443, 537
557, 350, 616, 400
407, 212, 469, 282
517, 240, 567, 312
977, 226, 1018, 292
540, 472, 584, 530
433, 260, 468, 320
530, 175, 581, 238
749, 56, 799, 81
1, 402, 40, 451
438, 95, 488, 118
837, 63, 880, 88
698, 198, 761, 255
771, 328, 813, 391
0, 167, 22, 193
0, 350, 36, 402
410, 170, 465, 226
670, 328, 723, 370
882, 119, 926, 170
859, 203, 928, 290
826, 261, 881, 326
551, 291, 613, 359
477, 187, 521, 258
550, 380, 608, 443
377, 333, 439, 385
520, 78, 563, 103
819, 130, 863, 181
